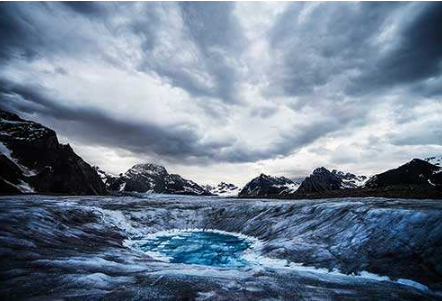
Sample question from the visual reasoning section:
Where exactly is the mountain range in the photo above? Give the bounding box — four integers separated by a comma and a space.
106, 163, 210, 196
0, 109, 441, 198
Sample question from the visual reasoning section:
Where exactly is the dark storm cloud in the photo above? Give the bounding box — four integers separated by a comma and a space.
178, 2, 244, 102
0, 2, 42, 61
0, 1, 243, 103
135, 2, 244, 103
349, 2, 442, 95
0, 2, 115, 65
0, 74, 353, 164
0, 1, 440, 168
267, 2, 401, 97
267, 2, 442, 98
0, 78, 331, 164
0, 78, 232, 160
61, 1, 105, 16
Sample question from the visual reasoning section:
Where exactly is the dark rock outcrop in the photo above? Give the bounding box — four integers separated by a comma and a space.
238, 174, 300, 197
365, 159, 442, 188
0, 109, 107, 195
107, 163, 210, 195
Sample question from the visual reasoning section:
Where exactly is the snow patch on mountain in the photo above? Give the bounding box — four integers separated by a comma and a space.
2, 178, 35, 193
0, 141, 37, 177
296, 167, 367, 194
204, 182, 241, 197
93, 166, 117, 186
272, 182, 301, 194
239, 174, 300, 197
107, 163, 210, 195
425, 156, 442, 167
332, 170, 368, 188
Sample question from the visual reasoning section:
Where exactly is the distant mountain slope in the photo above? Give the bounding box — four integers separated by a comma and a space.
296, 167, 367, 194
365, 159, 442, 188
238, 174, 300, 197
93, 166, 117, 187
0, 109, 107, 195
107, 163, 210, 195
425, 156, 442, 167
203, 182, 240, 197
333, 170, 368, 188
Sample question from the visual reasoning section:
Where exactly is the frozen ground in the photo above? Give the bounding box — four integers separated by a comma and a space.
0, 194, 441, 300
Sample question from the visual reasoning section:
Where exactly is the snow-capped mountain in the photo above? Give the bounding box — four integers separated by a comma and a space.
365, 159, 442, 188
203, 182, 240, 197
425, 156, 442, 167
297, 167, 367, 193
93, 166, 117, 187
0, 109, 106, 195
107, 163, 210, 195
238, 174, 300, 197
332, 169, 368, 188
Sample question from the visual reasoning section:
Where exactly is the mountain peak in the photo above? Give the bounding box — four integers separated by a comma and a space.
365, 158, 441, 188
312, 167, 330, 174
239, 174, 298, 197
107, 162, 209, 195
126, 163, 168, 176
297, 167, 366, 193
258, 173, 270, 179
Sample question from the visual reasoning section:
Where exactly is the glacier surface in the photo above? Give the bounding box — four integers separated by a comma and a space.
0, 195, 441, 300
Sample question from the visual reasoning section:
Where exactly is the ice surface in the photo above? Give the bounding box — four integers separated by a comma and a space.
0, 195, 441, 300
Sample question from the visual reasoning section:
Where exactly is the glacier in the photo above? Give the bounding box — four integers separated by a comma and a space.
0, 194, 441, 300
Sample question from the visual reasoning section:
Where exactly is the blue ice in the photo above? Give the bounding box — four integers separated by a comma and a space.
139, 231, 251, 267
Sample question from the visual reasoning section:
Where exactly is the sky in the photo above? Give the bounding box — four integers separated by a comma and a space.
0, 1, 441, 186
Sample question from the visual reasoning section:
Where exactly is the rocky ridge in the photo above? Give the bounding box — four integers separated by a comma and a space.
107, 163, 210, 195
0, 109, 106, 195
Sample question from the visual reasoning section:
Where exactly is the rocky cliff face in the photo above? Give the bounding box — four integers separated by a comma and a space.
238, 174, 300, 197
365, 159, 442, 188
0, 109, 107, 195
107, 163, 210, 195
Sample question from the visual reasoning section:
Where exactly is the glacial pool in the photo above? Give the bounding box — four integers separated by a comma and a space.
133, 230, 253, 267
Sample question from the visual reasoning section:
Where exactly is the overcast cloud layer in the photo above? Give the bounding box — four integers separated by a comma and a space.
0, 2, 441, 185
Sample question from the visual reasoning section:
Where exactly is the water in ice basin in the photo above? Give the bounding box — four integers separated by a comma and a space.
138, 231, 252, 267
